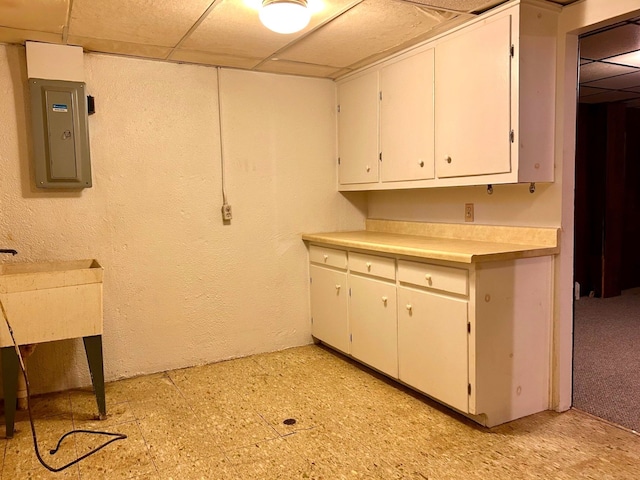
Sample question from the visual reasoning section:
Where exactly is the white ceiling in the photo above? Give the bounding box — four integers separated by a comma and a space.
0, 0, 576, 79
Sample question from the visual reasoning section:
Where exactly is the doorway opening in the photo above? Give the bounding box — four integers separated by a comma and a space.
573, 15, 640, 433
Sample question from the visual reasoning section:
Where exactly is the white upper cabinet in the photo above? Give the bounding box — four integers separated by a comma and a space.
336, 0, 559, 192
434, 15, 512, 179
380, 49, 435, 183
337, 70, 379, 185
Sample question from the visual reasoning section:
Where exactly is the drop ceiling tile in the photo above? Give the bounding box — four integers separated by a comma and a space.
580, 23, 640, 60
0, 0, 68, 33
579, 90, 640, 104
169, 49, 261, 69
330, 67, 353, 79
181, 0, 359, 59
256, 59, 342, 77
605, 50, 640, 68
583, 70, 640, 90
278, 0, 445, 68
579, 61, 638, 83
623, 97, 640, 108
0, 27, 62, 45
579, 86, 608, 97
396, 0, 497, 13
68, 0, 213, 47
67, 36, 172, 60
581, 21, 628, 38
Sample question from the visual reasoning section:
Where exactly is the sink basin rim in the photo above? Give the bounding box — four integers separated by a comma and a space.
0, 259, 103, 294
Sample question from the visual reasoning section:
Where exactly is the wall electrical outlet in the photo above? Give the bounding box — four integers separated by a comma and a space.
221, 204, 232, 221
464, 203, 474, 222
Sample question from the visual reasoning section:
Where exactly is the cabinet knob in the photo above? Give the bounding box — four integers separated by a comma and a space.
425, 274, 432, 284
418, 160, 424, 168
335, 284, 341, 290
382, 296, 388, 305
366, 262, 372, 270
445, 156, 452, 164
366, 165, 371, 172
406, 304, 412, 311
323, 254, 328, 261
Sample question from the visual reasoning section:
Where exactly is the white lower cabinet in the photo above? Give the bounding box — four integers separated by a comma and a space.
349, 274, 398, 378
397, 286, 468, 413
309, 246, 349, 354
307, 244, 552, 427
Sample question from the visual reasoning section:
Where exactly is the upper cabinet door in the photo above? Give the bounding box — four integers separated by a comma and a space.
337, 71, 379, 185
380, 49, 435, 183
435, 14, 512, 179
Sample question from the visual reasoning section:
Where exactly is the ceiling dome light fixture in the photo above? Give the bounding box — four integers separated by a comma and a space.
259, 0, 311, 34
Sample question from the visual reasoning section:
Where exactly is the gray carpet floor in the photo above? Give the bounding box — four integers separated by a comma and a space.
573, 288, 640, 432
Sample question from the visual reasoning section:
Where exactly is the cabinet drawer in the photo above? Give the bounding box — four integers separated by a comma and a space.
309, 245, 347, 269
349, 252, 395, 280
398, 260, 468, 296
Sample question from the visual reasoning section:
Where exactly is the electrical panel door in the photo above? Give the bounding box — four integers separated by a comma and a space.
29, 78, 92, 189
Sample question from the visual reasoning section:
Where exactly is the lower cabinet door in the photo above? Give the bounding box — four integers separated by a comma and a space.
310, 265, 349, 353
397, 286, 469, 412
349, 274, 398, 377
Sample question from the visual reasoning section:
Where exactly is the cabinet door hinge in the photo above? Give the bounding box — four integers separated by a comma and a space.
310, 277, 313, 284
338, 157, 341, 165
379, 91, 383, 100
510, 130, 514, 143
510, 44, 514, 57
337, 104, 341, 113
379, 152, 382, 162
468, 383, 472, 395
350, 333, 353, 342
349, 287, 352, 297
311, 316, 313, 324
467, 322, 471, 334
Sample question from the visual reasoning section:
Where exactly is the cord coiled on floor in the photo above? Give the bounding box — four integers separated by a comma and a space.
0, 298, 127, 472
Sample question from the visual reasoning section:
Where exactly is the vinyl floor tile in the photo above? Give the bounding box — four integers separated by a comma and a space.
158, 452, 238, 480
75, 420, 154, 479
108, 373, 180, 404
2, 415, 79, 478
127, 391, 193, 422
73, 399, 135, 430
136, 410, 221, 471
226, 437, 312, 480
3, 345, 640, 480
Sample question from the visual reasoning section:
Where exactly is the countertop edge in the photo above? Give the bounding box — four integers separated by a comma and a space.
301, 231, 559, 264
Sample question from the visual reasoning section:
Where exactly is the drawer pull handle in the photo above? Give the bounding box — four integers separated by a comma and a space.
406, 304, 412, 311
366, 165, 371, 172
418, 160, 424, 167
445, 156, 452, 164
382, 296, 388, 305
335, 284, 341, 290
366, 262, 372, 270
323, 254, 328, 261
425, 274, 432, 284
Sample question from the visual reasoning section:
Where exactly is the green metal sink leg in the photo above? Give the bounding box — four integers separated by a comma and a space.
83, 335, 106, 420
1, 346, 19, 438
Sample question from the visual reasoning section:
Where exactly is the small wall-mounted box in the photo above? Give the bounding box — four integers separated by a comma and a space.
26, 42, 92, 189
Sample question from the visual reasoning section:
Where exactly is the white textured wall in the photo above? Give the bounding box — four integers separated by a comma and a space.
0, 45, 366, 394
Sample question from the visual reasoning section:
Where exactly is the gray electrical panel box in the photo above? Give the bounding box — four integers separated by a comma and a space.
29, 78, 92, 189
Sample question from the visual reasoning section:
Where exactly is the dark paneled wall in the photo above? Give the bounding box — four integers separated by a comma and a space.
574, 103, 640, 298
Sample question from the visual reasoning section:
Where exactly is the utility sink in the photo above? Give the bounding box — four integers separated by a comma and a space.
0, 259, 103, 347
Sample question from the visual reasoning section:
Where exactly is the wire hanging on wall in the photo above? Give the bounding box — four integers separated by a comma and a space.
217, 67, 232, 222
